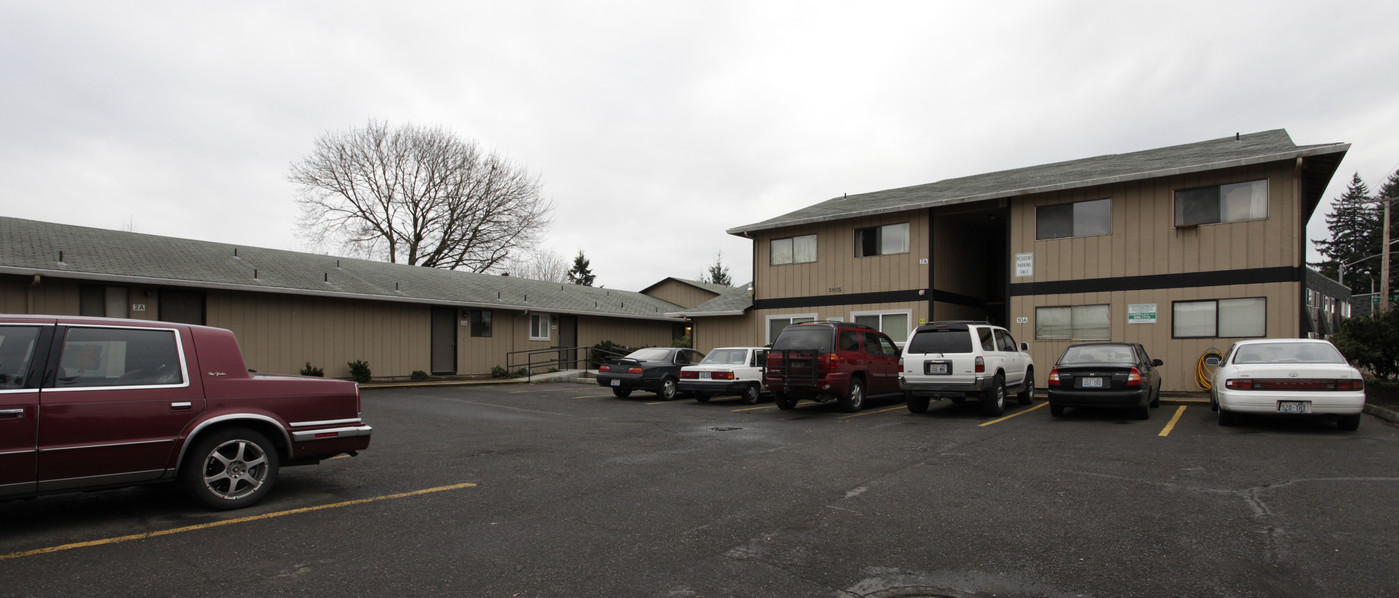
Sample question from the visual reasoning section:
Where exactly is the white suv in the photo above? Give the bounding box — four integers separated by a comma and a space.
899, 321, 1035, 416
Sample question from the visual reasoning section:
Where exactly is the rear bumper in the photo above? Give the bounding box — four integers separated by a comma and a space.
597, 374, 659, 392
1216, 390, 1365, 415
900, 376, 990, 396
679, 380, 749, 395
290, 424, 372, 460
1047, 388, 1148, 408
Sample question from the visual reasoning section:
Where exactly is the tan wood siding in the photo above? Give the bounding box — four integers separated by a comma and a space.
752, 213, 929, 301
642, 280, 718, 309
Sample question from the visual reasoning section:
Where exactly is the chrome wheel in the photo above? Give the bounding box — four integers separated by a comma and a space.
184, 428, 279, 510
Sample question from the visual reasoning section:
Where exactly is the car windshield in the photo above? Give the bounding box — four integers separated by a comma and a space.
907, 329, 973, 354
1060, 345, 1135, 364
1231, 342, 1347, 365
627, 348, 673, 361
701, 349, 749, 365
772, 327, 833, 352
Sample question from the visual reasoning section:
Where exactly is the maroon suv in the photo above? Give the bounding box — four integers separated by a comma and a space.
0, 316, 371, 509
763, 321, 902, 412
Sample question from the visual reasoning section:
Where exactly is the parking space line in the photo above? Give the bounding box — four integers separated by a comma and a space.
1159, 405, 1187, 437
0, 482, 477, 562
731, 404, 779, 412
839, 405, 908, 419
572, 394, 615, 399
978, 402, 1048, 427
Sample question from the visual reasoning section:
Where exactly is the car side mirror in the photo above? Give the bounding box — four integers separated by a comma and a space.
1020, 342, 1029, 351
1152, 359, 1164, 367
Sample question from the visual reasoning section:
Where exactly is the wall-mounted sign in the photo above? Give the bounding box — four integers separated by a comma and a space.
1014, 252, 1033, 277
1128, 303, 1157, 324
1015, 316, 1028, 324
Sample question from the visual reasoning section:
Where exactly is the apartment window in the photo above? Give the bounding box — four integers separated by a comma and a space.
529, 314, 550, 341
1175, 180, 1268, 227
855, 223, 909, 257
1035, 305, 1110, 340
766, 314, 816, 345
770, 235, 817, 265
471, 310, 493, 338
1036, 198, 1112, 240
1173, 298, 1266, 338
852, 310, 911, 344
80, 285, 130, 318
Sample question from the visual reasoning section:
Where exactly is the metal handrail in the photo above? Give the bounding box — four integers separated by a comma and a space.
503, 345, 632, 381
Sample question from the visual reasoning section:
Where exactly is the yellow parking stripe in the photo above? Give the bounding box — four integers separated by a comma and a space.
0, 482, 477, 561
839, 405, 908, 419
978, 402, 1048, 427
731, 404, 779, 412
1159, 405, 1187, 437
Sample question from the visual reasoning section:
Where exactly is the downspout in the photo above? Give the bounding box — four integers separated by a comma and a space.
28, 274, 40, 314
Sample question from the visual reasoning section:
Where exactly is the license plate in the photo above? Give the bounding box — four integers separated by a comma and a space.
1081, 377, 1103, 388
925, 362, 949, 375
1278, 401, 1311, 414
703, 372, 715, 379
610, 379, 620, 387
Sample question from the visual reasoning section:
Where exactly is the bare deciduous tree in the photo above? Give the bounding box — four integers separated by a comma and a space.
501, 247, 570, 283
289, 120, 552, 271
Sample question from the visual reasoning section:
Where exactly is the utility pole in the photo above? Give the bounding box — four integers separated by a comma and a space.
1382, 194, 1392, 313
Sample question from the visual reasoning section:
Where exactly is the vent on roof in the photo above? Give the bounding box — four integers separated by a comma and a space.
254, 269, 258, 279
234, 248, 238, 257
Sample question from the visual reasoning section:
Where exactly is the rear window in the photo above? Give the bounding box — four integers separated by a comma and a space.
1060, 345, 1136, 365
627, 348, 674, 361
701, 349, 749, 365
1230, 342, 1347, 365
907, 329, 974, 354
772, 327, 833, 352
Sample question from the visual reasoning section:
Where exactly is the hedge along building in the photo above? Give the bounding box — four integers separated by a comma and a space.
0, 217, 688, 379
699, 130, 1350, 393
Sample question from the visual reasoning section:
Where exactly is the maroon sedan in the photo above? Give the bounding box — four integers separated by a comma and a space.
0, 315, 371, 509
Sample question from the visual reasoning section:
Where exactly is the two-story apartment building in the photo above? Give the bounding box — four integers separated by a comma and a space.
690, 130, 1349, 392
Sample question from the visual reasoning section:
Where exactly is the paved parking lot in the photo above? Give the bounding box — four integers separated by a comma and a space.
3, 384, 1398, 597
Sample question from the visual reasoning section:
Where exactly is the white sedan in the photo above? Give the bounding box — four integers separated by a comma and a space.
1211, 338, 1365, 430
678, 347, 769, 404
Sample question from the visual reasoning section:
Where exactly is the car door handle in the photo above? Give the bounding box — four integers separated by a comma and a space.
0, 408, 24, 420
171, 402, 193, 410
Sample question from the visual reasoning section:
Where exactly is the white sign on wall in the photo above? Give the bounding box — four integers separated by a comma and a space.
1128, 303, 1158, 324
1014, 252, 1034, 277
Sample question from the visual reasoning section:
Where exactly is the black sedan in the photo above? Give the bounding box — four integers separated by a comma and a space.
597, 347, 705, 400
1046, 342, 1163, 420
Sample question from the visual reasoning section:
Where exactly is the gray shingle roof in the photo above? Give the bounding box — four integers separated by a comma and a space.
0, 217, 684, 321
728, 129, 1349, 235
667, 284, 755, 317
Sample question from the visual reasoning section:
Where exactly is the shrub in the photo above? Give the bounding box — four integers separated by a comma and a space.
1332, 308, 1399, 380
491, 365, 508, 379
300, 362, 324, 377
514, 368, 530, 378
590, 340, 631, 367
347, 360, 372, 383
411, 370, 429, 381
671, 335, 692, 349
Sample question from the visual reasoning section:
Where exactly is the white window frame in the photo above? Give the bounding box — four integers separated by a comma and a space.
1034, 305, 1110, 340
1174, 179, 1268, 227
1036, 198, 1112, 240
854, 223, 910, 257
765, 313, 817, 345
1172, 298, 1266, 338
529, 314, 551, 341
849, 309, 913, 345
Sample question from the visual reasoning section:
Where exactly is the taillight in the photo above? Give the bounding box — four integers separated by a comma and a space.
1338, 379, 1365, 391
1127, 367, 1143, 387
1047, 368, 1060, 387
680, 371, 698, 379
898, 357, 904, 373
627, 367, 643, 375
1224, 378, 1253, 390
974, 356, 985, 373
599, 365, 611, 373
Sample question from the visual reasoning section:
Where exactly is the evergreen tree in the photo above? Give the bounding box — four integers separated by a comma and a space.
1314, 173, 1381, 292
1376, 168, 1399, 294
702, 251, 732, 286
567, 250, 596, 286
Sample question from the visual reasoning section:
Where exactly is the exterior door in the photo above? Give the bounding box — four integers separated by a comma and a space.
37, 325, 205, 492
558, 315, 578, 369
0, 324, 48, 498
431, 307, 457, 375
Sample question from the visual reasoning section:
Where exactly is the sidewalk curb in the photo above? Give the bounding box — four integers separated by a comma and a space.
1364, 403, 1399, 423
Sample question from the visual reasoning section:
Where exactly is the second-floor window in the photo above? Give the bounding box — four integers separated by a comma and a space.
771, 234, 817, 265
854, 223, 909, 257
1175, 179, 1268, 227
1036, 198, 1111, 240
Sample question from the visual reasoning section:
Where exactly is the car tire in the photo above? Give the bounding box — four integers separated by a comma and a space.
774, 391, 797, 410
1050, 404, 1065, 417
1149, 385, 1161, 408
659, 377, 678, 400
1134, 404, 1150, 420
907, 393, 930, 414
742, 384, 761, 405
612, 388, 632, 399
981, 374, 1006, 417
1337, 413, 1361, 431
839, 378, 866, 413
182, 427, 279, 510
695, 393, 711, 403
1017, 370, 1035, 405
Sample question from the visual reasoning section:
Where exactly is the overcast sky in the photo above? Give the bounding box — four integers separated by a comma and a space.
3, 1, 1397, 291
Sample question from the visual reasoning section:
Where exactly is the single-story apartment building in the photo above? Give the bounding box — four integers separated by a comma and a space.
0, 216, 696, 379
682, 129, 1351, 393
